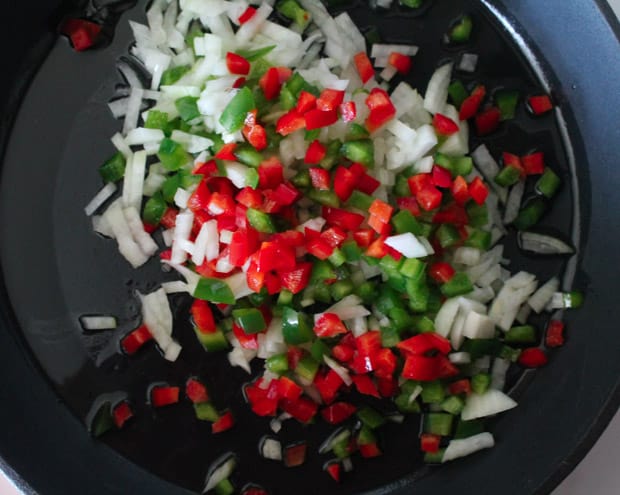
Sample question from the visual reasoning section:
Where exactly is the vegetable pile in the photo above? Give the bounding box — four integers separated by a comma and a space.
82, 0, 582, 492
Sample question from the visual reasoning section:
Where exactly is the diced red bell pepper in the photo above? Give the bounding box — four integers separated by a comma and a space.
242, 488, 269, 495
432, 203, 469, 226
401, 355, 442, 381
545, 320, 565, 348
359, 443, 382, 458
283, 442, 307, 467
323, 206, 365, 231
296, 90, 317, 114
215, 142, 237, 161
353, 228, 375, 248
61, 18, 102, 52
356, 330, 382, 356
468, 176, 489, 205
528, 95, 553, 115
280, 397, 319, 423
522, 152, 545, 175
373, 348, 397, 379
349, 163, 381, 194
354, 51, 374, 84
238, 6, 256, 24
314, 371, 344, 405
191, 300, 217, 333
351, 374, 380, 398
397, 333, 452, 356
325, 461, 341, 483
121, 324, 153, 355
451, 175, 470, 205
429, 262, 456, 284
246, 258, 265, 292
377, 376, 398, 397
243, 122, 268, 151
475, 107, 502, 135
388, 51, 412, 74
396, 197, 421, 217
287, 347, 305, 370
151, 386, 180, 407
259, 67, 283, 100
143, 222, 158, 234
276, 110, 306, 136
193, 159, 218, 176
448, 379, 472, 396
272, 229, 305, 247
256, 242, 296, 273
232, 77, 246, 88
279, 262, 313, 294
321, 402, 357, 425
314, 313, 348, 338
305, 109, 338, 130
332, 344, 355, 363
235, 187, 263, 209
368, 214, 391, 235
459, 85, 486, 121
212, 410, 235, 433
320, 226, 347, 248
271, 182, 300, 206
187, 180, 211, 212
435, 354, 460, 378
339, 101, 357, 122
309, 167, 331, 190
232, 323, 259, 350
420, 433, 441, 453
433, 113, 460, 136
408, 174, 433, 195
305, 140, 327, 164
519, 347, 548, 368
186, 378, 210, 404
416, 186, 443, 211
432, 165, 453, 188
369, 199, 394, 224
365, 88, 396, 133
365, 234, 389, 258
278, 376, 303, 401
317, 88, 345, 112
333, 166, 357, 202
258, 157, 284, 189
207, 192, 236, 216
502, 152, 524, 173
226, 52, 250, 75
306, 237, 335, 260
112, 401, 133, 429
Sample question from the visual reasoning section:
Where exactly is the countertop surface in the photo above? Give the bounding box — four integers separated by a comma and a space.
1, 1, 619, 494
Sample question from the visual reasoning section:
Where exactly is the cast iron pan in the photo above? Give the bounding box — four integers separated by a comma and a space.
1, 1, 619, 494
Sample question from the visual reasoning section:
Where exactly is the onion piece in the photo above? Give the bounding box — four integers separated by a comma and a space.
384, 233, 429, 258
203, 453, 237, 493
528, 277, 560, 313
125, 127, 165, 146
259, 436, 283, 461
503, 179, 525, 225
471, 145, 508, 204
123, 206, 159, 257
323, 355, 352, 386
442, 433, 495, 463
461, 389, 517, 421
423, 63, 453, 114
80, 315, 117, 331
104, 200, 149, 268
490, 358, 510, 391
518, 232, 575, 255
161, 281, 189, 294
122, 87, 144, 135
84, 182, 117, 216
458, 53, 478, 72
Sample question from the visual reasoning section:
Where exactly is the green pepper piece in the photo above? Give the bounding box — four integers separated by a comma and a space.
219, 87, 256, 132
395, 392, 421, 413
392, 210, 423, 236
513, 197, 547, 230
295, 355, 320, 381
266, 353, 289, 374
399, 258, 425, 280
277, 0, 311, 29
161, 65, 191, 86
357, 425, 378, 445
282, 307, 314, 344
346, 190, 374, 211
424, 448, 446, 464
307, 189, 340, 207
158, 138, 191, 171
236, 45, 275, 61
421, 381, 445, 404
291, 169, 311, 188
381, 324, 401, 347
347, 123, 370, 140
194, 402, 220, 421
330, 279, 354, 301
214, 479, 235, 495
441, 395, 465, 415
505, 325, 537, 344
422, 413, 454, 436
436, 224, 461, 248
341, 240, 362, 262
232, 308, 267, 334
464, 229, 492, 250
355, 281, 377, 304
357, 406, 386, 429
145, 110, 169, 130
194, 278, 235, 304
185, 21, 204, 55
471, 373, 491, 394
246, 208, 277, 233
441, 272, 473, 297
161, 173, 181, 203
234, 144, 263, 168
90, 401, 113, 437
448, 80, 469, 107
452, 156, 474, 176
494, 166, 522, 187
175, 96, 201, 122
461, 339, 502, 360
310, 260, 336, 282
413, 315, 435, 333
311, 339, 330, 362
466, 202, 489, 228
143, 192, 167, 226
194, 325, 230, 351
495, 89, 520, 121
454, 419, 485, 439
407, 277, 429, 312
400, 0, 423, 7
449, 14, 473, 43
99, 152, 126, 183
536, 168, 561, 198
341, 139, 374, 167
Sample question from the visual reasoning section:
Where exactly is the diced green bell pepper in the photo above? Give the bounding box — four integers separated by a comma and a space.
232, 308, 266, 334
175, 96, 201, 122
194, 326, 230, 352
160, 65, 191, 86
295, 355, 320, 382
219, 87, 255, 132
505, 325, 537, 344
266, 353, 289, 374
194, 402, 220, 421
448, 80, 469, 108
99, 152, 126, 183
422, 413, 454, 436
158, 138, 191, 171
282, 307, 314, 344
341, 139, 374, 167
440, 272, 473, 297
194, 278, 235, 304
357, 406, 386, 429
536, 168, 561, 198
246, 208, 277, 233
421, 381, 445, 404
145, 110, 169, 130
471, 373, 491, 394
495, 89, 520, 121
142, 192, 167, 226
513, 197, 547, 231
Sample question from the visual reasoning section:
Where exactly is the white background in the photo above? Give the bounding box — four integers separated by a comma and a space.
1, 1, 619, 494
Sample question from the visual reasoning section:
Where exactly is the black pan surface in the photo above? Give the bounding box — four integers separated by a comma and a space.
0, 1, 619, 494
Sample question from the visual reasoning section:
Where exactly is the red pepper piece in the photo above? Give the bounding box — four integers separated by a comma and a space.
323, 206, 365, 230
235, 187, 262, 209
448, 379, 472, 395
433, 113, 460, 136
320, 226, 347, 248
402, 355, 442, 381
187, 180, 212, 213
314, 370, 343, 404
349, 163, 381, 194
193, 159, 218, 176
397, 333, 452, 356
191, 300, 216, 333
429, 262, 456, 284
151, 386, 180, 407
121, 324, 153, 355
112, 401, 133, 429
296, 90, 317, 114
271, 182, 300, 206
212, 410, 235, 433
232, 77, 246, 88
468, 176, 489, 205
354, 51, 374, 83
431, 165, 453, 188
369, 199, 394, 224
528, 95, 554, 115
317, 88, 345, 112
459, 85, 486, 120
365, 234, 389, 258
475, 107, 502, 135
420, 433, 441, 453
61, 18, 102, 52
287, 347, 304, 370
186, 378, 210, 404
276, 110, 306, 135
332, 344, 355, 363
416, 186, 443, 211
545, 320, 565, 348
408, 173, 433, 195
258, 157, 284, 189
359, 443, 382, 458
305, 140, 327, 164
451, 175, 470, 205
283, 442, 307, 467
365, 88, 396, 132
353, 228, 375, 248
306, 237, 335, 260
373, 348, 397, 379
280, 397, 319, 423
260, 67, 283, 100
321, 402, 357, 425
238, 6, 257, 24
314, 313, 348, 338
278, 376, 303, 401
232, 323, 259, 350
214, 142, 237, 161
279, 262, 313, 294
377, 376, 398, 397
272, 229, 305, 247
368, 214, 391, 235
349, 353, 374, 374
242, 488, 268, 495
396, 197, 421, 217
257, 242, 296, 273
243, 122, 268, 151
388, 52, 412, 74
351, 374, 380, 398
436, 354, 460, 378
325, 461, 341, 482
309, 167, 331, 190
522, 151, 546, 175
226, 52, 250, 75
333, 166, 357, 202
356, 330, 382, 356
519, 347, 548, 368
432, 203, 469, 226
339, 101, 357, 122
305, 109, 339, 130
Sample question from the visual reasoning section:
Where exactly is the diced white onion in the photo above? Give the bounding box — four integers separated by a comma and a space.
528, 277, 560, 313
384, 233, 429, 258
442, 433, 495, 462
461, 389, 518, 421
423, 63, 453, 114
80, 315, 117, 331
518, 232, 575, 255
84, 182, 117, 216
